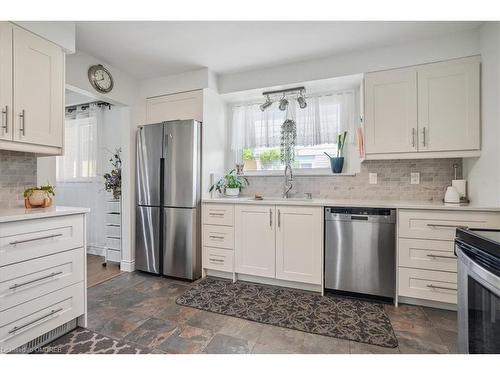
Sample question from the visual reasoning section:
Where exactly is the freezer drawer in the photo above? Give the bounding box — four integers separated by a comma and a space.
135, 206, 160, 274
162, 207, 200, 280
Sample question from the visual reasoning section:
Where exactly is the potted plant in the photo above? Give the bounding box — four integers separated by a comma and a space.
24, 183, 55, 208
103, 148, 122, 200
242, 148, 257, 171
259, 149, 281, 170
324, 131, 348, 173
209, 169, 249, 197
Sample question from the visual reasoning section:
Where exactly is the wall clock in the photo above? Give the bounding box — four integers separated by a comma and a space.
88, 64, 114, 93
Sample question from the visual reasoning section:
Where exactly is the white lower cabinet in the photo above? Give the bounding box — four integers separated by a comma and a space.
234, 205, 276, 278
0, 213, 87, 353
234, 204, 322, 285
275, 206, 322, 284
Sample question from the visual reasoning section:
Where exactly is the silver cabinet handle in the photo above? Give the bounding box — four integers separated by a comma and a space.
209, 258, 224, 263
209, 212, 224, 217
269, 208, 272, 227
9, 233, 63, 246
426, 254, 456, 260
422, 127, 427, 147
427, 284, 457, 292
411, 128, 416, 148
427, 223, 468, 230
278, 209, 281, 228
19, 109, 25, 136
9, 271, 63, 290
8, 308, 63, 335
1, 105, 8, 133
208, 235, 224, 240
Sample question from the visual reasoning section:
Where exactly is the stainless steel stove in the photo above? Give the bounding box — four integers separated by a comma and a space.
455, 228, 500, 354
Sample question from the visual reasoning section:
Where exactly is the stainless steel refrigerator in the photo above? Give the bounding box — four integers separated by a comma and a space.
135, 120, 201, 280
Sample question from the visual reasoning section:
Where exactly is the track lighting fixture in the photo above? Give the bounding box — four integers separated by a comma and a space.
260, 86, 306, 112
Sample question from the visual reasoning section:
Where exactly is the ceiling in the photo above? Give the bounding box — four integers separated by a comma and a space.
75, 21, 482, 80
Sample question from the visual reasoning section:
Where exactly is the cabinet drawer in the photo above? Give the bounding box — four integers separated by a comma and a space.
398, 238, 456, 272
106, 224, 121, 238
203, 247, 234, 273
107, 201, 121, 213
0, 282, 84, 351
203, 204, 234, 226
398, 267, 457, 304
203, 225, 234, 249
106, 213, 121, 225
106, 237, 121, 250
398, 210, 500, 241
0, 215, 84, 267
0, 248, 84, 311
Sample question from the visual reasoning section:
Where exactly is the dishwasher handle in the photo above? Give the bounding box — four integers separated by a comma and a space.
351, 215, 369, 221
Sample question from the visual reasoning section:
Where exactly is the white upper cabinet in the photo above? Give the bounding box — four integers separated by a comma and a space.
364, 56, 480, 159
417, 58, 480, 152
13, 27, 64, 148
275, 206, 322, 285
146, 90, 203, 123
364, 67, 418, 154
234, 204, 276, 278
0, 23, 12, 141
0, 22, 64, 155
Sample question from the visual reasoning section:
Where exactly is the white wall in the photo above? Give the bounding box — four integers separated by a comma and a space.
140, 68, 213, 99
13, 21, 76, 53
202, 88, 227, 198
463, 23, 500, 206
218, 28, 480, 94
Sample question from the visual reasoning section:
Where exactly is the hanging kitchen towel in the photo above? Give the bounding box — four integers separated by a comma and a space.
356, 127, 365, 158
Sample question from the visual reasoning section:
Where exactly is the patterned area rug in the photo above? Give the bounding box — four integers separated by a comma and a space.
39, 328, 152, 354
177, 278, 398, 348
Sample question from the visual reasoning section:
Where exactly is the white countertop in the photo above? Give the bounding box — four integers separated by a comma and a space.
0, 206, 90, 223
202, 197, 500, 212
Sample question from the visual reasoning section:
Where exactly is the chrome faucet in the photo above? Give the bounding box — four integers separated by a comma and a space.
283, 164, 293, 198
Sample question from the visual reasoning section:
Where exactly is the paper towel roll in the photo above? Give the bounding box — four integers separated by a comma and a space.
452, 179, 467, 198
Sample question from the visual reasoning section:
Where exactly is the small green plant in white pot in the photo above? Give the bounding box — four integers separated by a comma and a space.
209, 169, 249, 197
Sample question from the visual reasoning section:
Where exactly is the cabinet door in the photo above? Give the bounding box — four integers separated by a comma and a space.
417, 58, 480, 152
0, 22, 12, 141
235, 204, 275, 278
13, 26, 64, 147
275, 206, 322, 284
146, 90, 203, 123
364, 67, 418, 154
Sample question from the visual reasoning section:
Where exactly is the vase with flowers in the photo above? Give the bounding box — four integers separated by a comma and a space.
103, 148, 122, 200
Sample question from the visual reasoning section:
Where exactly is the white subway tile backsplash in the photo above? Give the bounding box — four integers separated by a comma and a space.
241, 159, 462, 203
0, 150, 37, 208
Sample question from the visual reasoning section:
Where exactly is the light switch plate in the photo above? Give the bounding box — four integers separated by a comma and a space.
410, 172, 420, 185
369, 173, 377, 184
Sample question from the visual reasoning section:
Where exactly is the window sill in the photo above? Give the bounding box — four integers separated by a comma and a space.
242, 168, 356, 177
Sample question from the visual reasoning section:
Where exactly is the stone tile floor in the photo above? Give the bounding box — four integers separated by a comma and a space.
86, 271, 457, 354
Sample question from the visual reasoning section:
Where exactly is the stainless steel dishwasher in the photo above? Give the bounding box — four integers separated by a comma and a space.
324, 207, 396, 300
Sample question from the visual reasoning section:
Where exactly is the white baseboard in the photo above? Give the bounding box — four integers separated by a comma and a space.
120, 259, 135, 272
398, 296, 457, 311
86, 246, 106, 257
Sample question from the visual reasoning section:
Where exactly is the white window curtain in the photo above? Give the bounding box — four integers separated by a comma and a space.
56, 104, 101, 182
231, 89, 358, 151
56, 103, 107, 254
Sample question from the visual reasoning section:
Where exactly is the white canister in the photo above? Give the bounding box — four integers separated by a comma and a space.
444, 186, 460, 203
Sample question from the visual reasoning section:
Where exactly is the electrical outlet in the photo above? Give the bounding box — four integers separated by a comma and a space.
410, 172, 420, 185
369, 173, 377, 184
